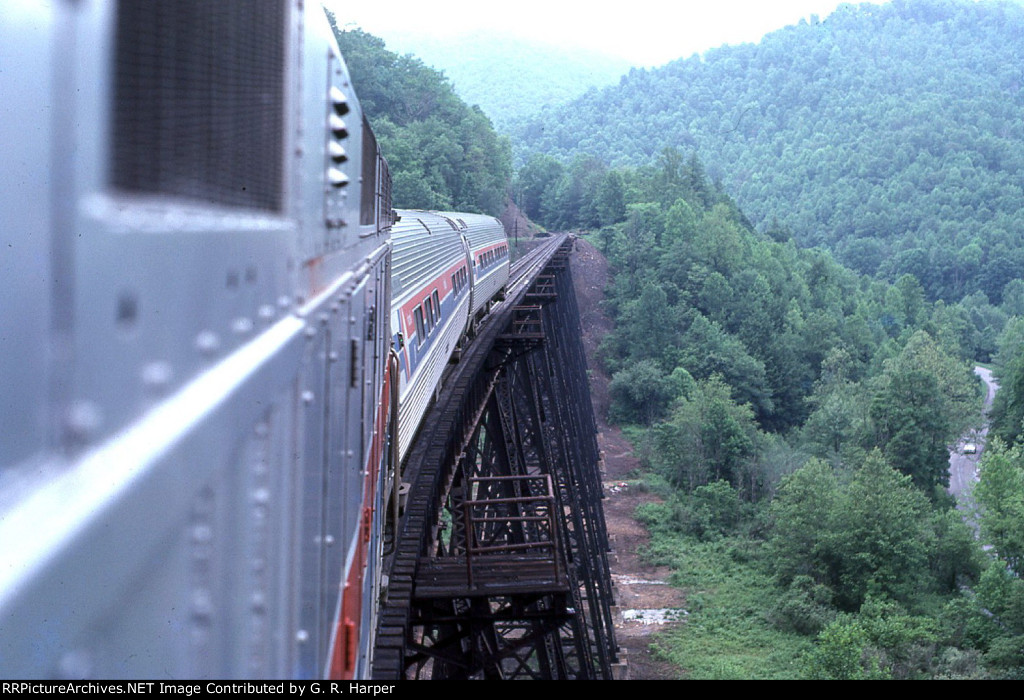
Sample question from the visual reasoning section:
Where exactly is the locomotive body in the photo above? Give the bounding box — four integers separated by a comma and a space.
0, 0, 392, 679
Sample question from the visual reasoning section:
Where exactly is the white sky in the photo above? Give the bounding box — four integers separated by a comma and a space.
324, 0, 876, 66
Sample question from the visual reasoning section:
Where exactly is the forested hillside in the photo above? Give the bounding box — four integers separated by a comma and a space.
584, 147, 1024, 678
513, 0, 1024, 303
330, 25, 511, 215
507, 0, 1024, 678
593, 152, 983, 488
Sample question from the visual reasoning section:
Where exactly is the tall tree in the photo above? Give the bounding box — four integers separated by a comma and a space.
975, 442, 1024, 573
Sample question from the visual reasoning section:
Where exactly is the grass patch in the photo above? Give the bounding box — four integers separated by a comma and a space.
642, 532, 812, 679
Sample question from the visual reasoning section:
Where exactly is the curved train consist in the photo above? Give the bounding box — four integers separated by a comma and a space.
0, 1, 507, 680
391, 211, 509, 458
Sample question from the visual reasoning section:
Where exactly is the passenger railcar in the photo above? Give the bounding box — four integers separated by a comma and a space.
390, 211, 509, 463
0, 1, 393, 680
390, 211, 473, 460
435, 212, 511, 325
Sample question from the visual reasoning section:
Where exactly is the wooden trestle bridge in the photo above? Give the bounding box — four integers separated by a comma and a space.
371, 235, 619, 680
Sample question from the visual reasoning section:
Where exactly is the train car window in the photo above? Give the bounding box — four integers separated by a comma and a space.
414, 307, 426, 346
424, 298, 434, 333
111, 1, 286, 211
432, 291, 441, 322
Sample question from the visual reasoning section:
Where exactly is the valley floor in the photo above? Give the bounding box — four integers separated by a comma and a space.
570, 236, 688, 680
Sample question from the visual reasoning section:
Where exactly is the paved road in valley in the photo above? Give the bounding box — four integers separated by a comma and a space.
947, 366, 998, 500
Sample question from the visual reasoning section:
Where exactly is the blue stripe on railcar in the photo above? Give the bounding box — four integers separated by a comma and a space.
393, 271, 470, 382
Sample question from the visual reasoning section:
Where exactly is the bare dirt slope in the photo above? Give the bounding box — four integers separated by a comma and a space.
569, 236, 686, 680
500, 200, 545, 241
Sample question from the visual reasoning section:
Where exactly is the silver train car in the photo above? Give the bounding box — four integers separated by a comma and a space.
434, 211, 511, 324
0, 1, 395, 680
390, 211, 510, 461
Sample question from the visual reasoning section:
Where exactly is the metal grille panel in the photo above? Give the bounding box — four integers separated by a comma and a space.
111, 0, 286, 211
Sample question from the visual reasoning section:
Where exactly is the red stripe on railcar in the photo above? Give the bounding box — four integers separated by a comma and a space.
328, 362, 393, 680
399, 259, 467, 331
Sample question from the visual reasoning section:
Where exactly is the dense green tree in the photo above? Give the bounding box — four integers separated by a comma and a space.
806, 615, 889, 680
607, 360, 689, 425
515, 154, 564, 221
1001, 279, 1024, 317
806, 598, 941, 680
993, 317, 1024, 370
677, 313, 774, 419
769, 458, 840, 588
975, 442, 1024, 572
770, 451, 940, 611
992, 346, 1024, 446
332, 27, 511, 214
868, 331, 978, 495
595, 170, 627, 226
870, 366, 952, 494
972, 561, 1024, 674
829, 452, 933, 609
803, 387, 860, 458
589, 150, 974, 439
927, 507, 983, 593
648, 376, 760, 494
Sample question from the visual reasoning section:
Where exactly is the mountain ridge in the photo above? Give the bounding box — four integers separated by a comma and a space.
363, 29, 634, 130
512, 0, 1024, 303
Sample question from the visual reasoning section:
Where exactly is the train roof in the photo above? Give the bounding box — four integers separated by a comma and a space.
391, 210, 467, 300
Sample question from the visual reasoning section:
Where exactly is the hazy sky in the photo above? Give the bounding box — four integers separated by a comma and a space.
324, 0, 878, 66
